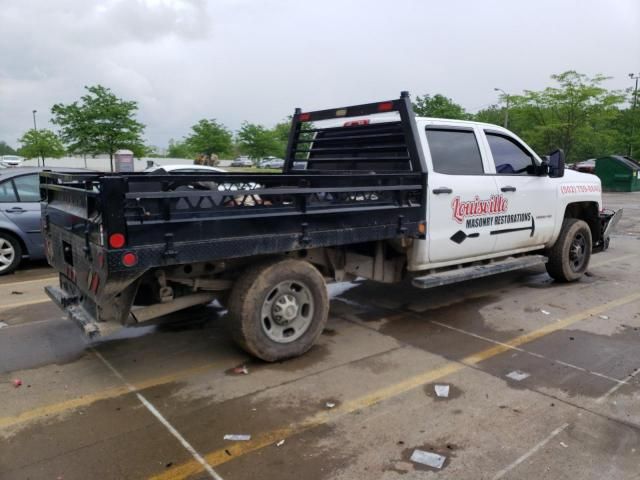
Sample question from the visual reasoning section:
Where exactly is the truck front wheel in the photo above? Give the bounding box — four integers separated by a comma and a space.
545, 218, 592, 282
227, 258, 329, 362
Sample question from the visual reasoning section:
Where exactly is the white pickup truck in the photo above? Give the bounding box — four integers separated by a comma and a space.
42, 92, 622, 362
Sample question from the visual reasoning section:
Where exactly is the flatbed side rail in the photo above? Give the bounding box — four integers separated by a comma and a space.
41, 170, 426, 276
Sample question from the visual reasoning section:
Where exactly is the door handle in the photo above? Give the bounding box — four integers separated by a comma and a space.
501, 186, 517, 192
432, 187, 453, 195
5, 207, 26, 213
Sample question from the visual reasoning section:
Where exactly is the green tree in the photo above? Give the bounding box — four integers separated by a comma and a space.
167, 138, 194, 159
474, 104, 506, 126
614, 89, 640, 158
272, 121, 292, 158
184, 119, 233, 161
237, 122, 281, 159
0, 141, 17, 156
510, 71, 625, 162
17, 129, 65, 164
51, 85, 146, 171
413, 94, 470, 119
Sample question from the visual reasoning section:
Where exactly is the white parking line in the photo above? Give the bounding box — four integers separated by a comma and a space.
596, 368, 640, 404
491, 423, 569, 480
92, 348, 224, 480
431, 320, 627, 385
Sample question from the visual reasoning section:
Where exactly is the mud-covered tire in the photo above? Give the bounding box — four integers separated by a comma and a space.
0, 232, 22, 276
227, 258, 328, 362
545, 218, 592, 282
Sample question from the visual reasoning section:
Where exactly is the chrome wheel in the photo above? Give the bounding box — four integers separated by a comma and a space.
569, 232, 587, 272
0, 237, 16, 273
260, 280, 314, 343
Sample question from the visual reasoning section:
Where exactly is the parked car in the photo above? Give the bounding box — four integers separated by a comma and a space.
1, 155, 24, 167
260, 157, 285, 169
0, 167, 92, 274
231, 156, 253, 167
144, 164, 226, 174
573, 159, 596, 174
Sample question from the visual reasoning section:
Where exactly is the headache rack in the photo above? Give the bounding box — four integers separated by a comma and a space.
284, 90, 426, 173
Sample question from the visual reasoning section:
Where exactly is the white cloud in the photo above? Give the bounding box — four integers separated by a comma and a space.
0, 0, 638, 148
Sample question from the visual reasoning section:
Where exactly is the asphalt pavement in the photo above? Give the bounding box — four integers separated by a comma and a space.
1, 192, 639, 480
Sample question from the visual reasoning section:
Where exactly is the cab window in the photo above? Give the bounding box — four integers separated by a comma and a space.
12, 174, 40, 202
426, 128, 484, 175
0, 180, 18, 202
486, 133, 534, 174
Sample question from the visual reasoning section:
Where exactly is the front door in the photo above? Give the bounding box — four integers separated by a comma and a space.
482, 130, 556, 251
424, 126, 500, 263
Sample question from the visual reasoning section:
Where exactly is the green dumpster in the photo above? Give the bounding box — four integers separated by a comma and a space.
595, 155, 640, 192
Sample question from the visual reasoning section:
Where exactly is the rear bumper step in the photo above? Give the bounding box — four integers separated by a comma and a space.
45, 285, 101, 337
412, 255, 548, 289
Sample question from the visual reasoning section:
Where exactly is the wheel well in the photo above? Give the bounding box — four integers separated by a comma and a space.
0, 228, 28, 256
564, 202, 601, 244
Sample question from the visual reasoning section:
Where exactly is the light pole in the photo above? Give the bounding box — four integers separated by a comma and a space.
494, 87, 510, 129
32, 109, 45, 167
629, 73, 639, 158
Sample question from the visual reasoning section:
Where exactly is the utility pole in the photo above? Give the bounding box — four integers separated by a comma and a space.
629, 73, 639, 158
32, 109, 45, 167
494, 88, 510, 129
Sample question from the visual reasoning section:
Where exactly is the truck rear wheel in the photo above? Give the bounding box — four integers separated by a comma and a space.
545, 218, 592, 282
227, 258, 329, 362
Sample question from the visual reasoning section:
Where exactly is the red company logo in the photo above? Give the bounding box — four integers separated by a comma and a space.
451, 194, 508, 224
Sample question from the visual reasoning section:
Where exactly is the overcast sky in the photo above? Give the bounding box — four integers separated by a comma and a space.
1, 0, 639, 148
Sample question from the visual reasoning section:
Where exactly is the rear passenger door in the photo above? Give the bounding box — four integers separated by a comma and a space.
424, 125, 500, 263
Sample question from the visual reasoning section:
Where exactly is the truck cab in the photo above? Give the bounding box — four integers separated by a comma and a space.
410, 117, 603, 270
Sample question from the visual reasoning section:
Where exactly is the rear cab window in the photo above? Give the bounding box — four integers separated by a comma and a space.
425, 127, 484, 175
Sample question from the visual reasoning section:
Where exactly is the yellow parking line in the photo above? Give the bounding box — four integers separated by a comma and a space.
0, 275, 57, 288
0, 298, 50, 311
0, 361, 221, 431
150, 289, 640, 480
590, 252, 638, 268
1, 252, 637, 432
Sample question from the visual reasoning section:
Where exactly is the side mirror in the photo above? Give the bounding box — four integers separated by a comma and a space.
548, 149, 565, 178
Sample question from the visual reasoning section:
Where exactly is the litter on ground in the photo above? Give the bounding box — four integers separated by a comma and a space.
506, 370, 530, 381
325, 402, 336, 409
560, 442, 568, 448
599, 315, 609, 320
276, 440, 285, 447
410, 449, 447, 469
434, 384, 450, 398
541, 309, 550, 315
12, 379, 22, 388
232, 366, 249, 375
224, 434, 251, 441
0, 321, 8, 329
